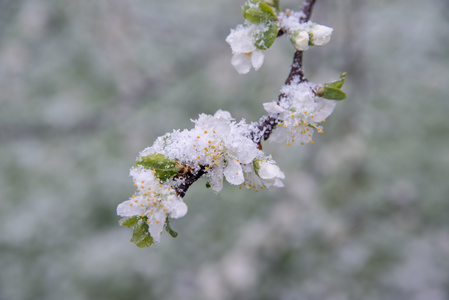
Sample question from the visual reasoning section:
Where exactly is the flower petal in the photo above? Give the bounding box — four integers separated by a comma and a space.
251, 51, 264, 70
231, 53, 252, 74
224, 158, 245, 185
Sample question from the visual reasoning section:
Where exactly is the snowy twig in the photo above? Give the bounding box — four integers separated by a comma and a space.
117, 0, 346, 247
177, 0, 318, 197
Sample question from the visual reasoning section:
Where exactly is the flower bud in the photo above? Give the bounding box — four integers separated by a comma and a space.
291, 30, 309, 51
309, 24, 333, 46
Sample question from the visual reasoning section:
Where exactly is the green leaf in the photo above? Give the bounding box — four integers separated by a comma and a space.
324, 72, 347, 89
164, 218, 179, 238
317, 86, 346, 101
255, 22, 279, 50
243, 1, 277, 24
259, 2, 276, 16
264, 0, 280, 11
130, 218, 154, 248
136, 154, 181, 182
119, 216, 139, 228
205, 181, 211, 189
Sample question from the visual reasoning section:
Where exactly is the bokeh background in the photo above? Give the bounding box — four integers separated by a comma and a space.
1, 0, 448, 299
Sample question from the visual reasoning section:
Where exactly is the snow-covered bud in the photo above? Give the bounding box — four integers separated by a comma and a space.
291, 30, 309, 51
254, 158, 285, 187
309, 24, 333, 46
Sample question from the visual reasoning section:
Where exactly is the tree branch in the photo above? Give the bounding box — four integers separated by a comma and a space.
175, 0, 318, 198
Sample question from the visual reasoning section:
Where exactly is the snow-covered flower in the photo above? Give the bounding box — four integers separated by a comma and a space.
264, 82, 336, 145
309, 24, 333, 46
117, 167, 188, 242
226, 24, 265, 74
190, 111, 262, 192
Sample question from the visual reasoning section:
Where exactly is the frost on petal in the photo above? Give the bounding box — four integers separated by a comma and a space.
263, 101, 286, 115
310, 24, 333, 46
313, 98, 336, 120
251, 50, 264, 71
257, 161, 285, 180
223, 158, 244, 185
117, 199, 145, 217
226, 25, 256, 54
231, 53, 252, 74
148, 211, 166, 243
208, 166, 224, 193
169, 199, 188, 219
268, 126, 289, 144
214, 109, 234, 121
227, 135, 260, 164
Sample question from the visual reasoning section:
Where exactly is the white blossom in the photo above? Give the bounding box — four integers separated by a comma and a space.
226, 23, 266, 74
117, 167, 188, 242
264, 82, 336, 145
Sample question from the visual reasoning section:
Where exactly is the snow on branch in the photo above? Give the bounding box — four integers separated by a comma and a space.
117, 0, 347, 247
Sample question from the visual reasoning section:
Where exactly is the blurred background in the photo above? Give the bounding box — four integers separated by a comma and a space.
1, 0, 448, 299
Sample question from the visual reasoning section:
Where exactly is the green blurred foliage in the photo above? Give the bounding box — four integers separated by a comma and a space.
0, 0, 449, 299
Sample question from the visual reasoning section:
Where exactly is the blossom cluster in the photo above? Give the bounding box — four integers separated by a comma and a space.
117, 110, 285, 244
264, 81, 336, 146
141, 110, 285, 193
117, 0, 346, 247
117, 167, 188, 243
226, 1, 333, 74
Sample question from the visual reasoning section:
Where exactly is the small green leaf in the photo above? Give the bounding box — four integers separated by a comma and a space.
264, 0, 280, 11
255, 22, 279, 50
136, 154, 182, 182
205, 181, 211, 189
131, 218, 154, 248
243, 1, 277, 24
164, 218, 179, 238
259, 2, 276, 16
324, 72, 347, 89
317, 86, 346, 100
119, 216, 139, 228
